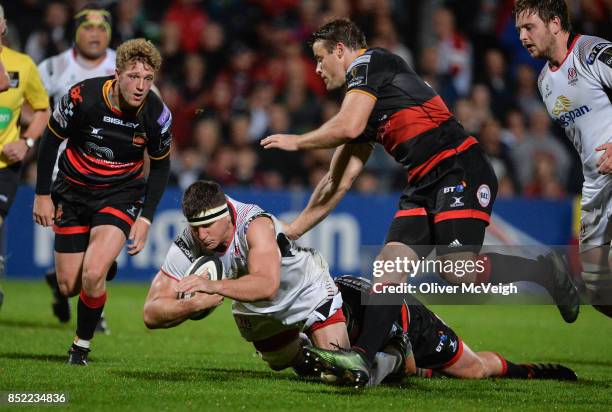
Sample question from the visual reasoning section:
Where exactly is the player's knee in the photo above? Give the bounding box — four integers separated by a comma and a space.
374, 243, 418, 283
57, 280, 78, 297
82, 262, 108, 283
463, 357, 487, 379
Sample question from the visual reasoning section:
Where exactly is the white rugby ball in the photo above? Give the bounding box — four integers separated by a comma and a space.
186, 254, 224, 281
182, 254, 224, 321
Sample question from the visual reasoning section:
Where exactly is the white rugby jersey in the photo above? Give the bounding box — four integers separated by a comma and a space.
161, 197, 336, 325
38, 47, 116, 103
537, 34, 612, 208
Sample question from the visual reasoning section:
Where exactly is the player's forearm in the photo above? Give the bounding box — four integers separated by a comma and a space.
297, 116, 354, 150
216, 275, 279, 302
22, 108, 51, 140
143, 296, 199, 329
35, 128, 63, 194
141, 156, 170, 222
290, 172, 348, 237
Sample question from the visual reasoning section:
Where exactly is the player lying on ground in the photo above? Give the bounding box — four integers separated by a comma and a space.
142, 180, 408, 382
304, 276, 577, 387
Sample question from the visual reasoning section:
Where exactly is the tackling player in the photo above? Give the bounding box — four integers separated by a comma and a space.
33, 39, 172, 365
143, 180, 409, 385
261, 18, 580, 386
0, 3, 50, 310
514, 0, 612, 317
310, 275, 577, 385
37, 3, 116, 330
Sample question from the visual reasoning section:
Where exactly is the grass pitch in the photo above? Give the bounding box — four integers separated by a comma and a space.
1, 280, 611, 411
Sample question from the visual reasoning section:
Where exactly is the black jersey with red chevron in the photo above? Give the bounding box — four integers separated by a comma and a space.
49, 75, 172, 189
346, 48, 474, 183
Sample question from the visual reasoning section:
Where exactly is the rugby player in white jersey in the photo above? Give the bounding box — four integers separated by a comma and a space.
515, 0, 612, 317
37, 4, 116, 329
142, 180, 411, 385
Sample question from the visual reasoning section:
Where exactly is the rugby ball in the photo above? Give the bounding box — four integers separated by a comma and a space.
182, 254, 224, 320
186, 254, 224, 281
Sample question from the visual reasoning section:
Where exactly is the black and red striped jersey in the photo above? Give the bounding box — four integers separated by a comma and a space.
48, 75, 172, 189
346, 48, 475, 183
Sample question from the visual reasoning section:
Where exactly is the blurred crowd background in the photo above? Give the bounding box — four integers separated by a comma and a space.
6, 0, 612, 198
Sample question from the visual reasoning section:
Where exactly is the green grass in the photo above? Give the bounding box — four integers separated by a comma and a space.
1, 280, 611, 411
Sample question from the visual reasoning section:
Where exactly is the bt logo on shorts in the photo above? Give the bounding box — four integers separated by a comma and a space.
436, 331, 448, 353
443, 181, 466, 194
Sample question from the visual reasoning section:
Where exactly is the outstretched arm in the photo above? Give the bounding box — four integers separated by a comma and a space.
143, 271, 223, 329
261, 91, 375, 151
285, 142, 373, 239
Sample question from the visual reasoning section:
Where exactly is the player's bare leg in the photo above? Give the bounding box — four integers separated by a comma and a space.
440, 341, 576, 381
55, 252, 84, 297
580, 245, 612, 318
67, 225, 125, 365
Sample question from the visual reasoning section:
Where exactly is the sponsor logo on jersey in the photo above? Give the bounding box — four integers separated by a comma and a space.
552, 95, 592, 127
132, 131, 147, 147
0, 107, 12, 130
85, 141, 114, 160
567, 67, 578, 86
70, 85, 83, 104
544, 83, 552, 98
587, 43, 612, 64
477, 184, 491, 207
89, 126, 103, 139
103, 115, 139, 128
347, 63, 369, 88
175, 237, 194, 262
347, 54, 371, 72
598, 47, 612, 68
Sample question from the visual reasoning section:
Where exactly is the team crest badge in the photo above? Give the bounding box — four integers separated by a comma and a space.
132, 132, 148, 147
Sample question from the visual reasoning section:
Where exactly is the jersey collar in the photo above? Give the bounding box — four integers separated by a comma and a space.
102, 79, 146, 116
549, 33, 581, 72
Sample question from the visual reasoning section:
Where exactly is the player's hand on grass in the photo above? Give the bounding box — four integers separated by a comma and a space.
176, 274, 221, 296
260, 134, 299, 151
2, 139, 29, 162
127, 217, 150, 255
596, 143, 612, 174
33, 195, 55, 227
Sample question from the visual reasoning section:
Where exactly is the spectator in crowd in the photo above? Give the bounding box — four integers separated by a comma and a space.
512, 107, 571, 190
25, 1, 71, 63
432, 7, 473, 99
